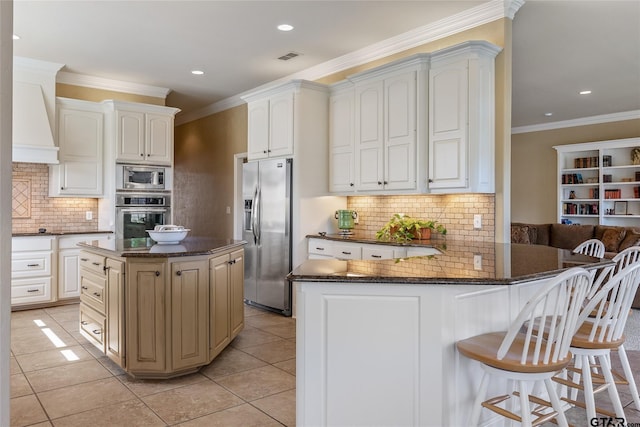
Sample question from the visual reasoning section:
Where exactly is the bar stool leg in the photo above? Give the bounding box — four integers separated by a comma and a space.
518, 380, 532, 427
545, 378, 569, 427
618, 345, 640, 410
580, 354, 598, 421
469, 371, 490, 426
598, 354, 626, 419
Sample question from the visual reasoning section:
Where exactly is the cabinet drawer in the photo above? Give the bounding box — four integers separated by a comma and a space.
332, 244, 362, 260
308, 239, 333, 256
362, 246, 396, 260
12, 236, 54, 252
80, 270, 106, 314
79, 251, 105, 275
79, 304, 106, 351
11, 252, 52, 278
11, 277, 52, 305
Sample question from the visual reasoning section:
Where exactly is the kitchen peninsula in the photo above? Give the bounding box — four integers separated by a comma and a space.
77, 237, 245, 379
290, 242, 612, 426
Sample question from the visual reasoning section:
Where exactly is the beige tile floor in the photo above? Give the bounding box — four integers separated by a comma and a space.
10, 303, 296, 427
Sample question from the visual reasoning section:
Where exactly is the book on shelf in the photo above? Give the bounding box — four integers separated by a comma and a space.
635, 186, 640, 198
573, 156, 599, 168
604, 189, 622, 199
589, 188, 600, 199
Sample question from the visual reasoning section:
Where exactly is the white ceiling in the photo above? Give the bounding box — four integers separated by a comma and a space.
12, 0, 640, 129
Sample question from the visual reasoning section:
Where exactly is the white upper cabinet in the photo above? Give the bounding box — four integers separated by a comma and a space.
245, 87, 295, 160
355, 79, 385, 190
243, 80, 328, 162
428, 41, 501, 193
107, 101, 180, 165
50, 98, 104, 197
329, 82, 355, 192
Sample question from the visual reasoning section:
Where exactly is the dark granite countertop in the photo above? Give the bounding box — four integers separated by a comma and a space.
290, 242, 613, 286
78, 236, 246, 258
13, 230, 114, 237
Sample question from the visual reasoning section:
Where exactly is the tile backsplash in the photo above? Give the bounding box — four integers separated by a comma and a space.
12, 163, 99, 233
347, 193, 495, 241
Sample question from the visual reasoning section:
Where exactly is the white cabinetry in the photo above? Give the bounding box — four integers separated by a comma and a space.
50, 98, 104, 197
307, 238, 437, 261
555, 137, 640, 226
11, 236, 55, 306
243, 80, 328, 161
428, 41, 500, 193
106, 101, 180, 165
351, 59, 426, 192
329, 82, 355, 192
58, 233, 112, 300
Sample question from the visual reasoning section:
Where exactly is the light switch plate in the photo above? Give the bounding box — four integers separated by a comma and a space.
474, 254, 482, 270
473, 214, 482, 229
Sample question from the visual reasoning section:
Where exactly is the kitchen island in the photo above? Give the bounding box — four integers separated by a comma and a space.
77, 236, 245, 378
290, 242, 612, 427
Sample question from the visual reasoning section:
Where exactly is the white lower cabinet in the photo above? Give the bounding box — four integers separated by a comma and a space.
11, 236, 55, 306
58, 233, 112, 300
307, 238, 437, 261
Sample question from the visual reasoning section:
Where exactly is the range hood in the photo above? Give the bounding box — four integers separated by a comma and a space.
13, 57, 64, 164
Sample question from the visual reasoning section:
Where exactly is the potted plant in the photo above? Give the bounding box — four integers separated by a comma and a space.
375, 213, 447, 242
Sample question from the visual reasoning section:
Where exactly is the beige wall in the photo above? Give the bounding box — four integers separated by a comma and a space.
173, 104, 247, 238
174, 20, 509, 241
511, 119, 640, 224
56, 83, 165, 105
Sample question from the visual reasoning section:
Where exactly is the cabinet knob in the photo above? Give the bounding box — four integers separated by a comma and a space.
103, 265, 110, 271
176, 270, 182, 276
81, 286, 88, 290
228, 259, 236, 265
377, 181, 382, 185
92, 329, 101, 335
384, 181, 388, 185
60, 187, 64, 190
140, 153, 144, 157
268, 149, 271, 153
350, 183, 354, 187
155, 271, 160, 276
263, 150, 268, 154
147, 153, 151, 157
428, 179, 433, 183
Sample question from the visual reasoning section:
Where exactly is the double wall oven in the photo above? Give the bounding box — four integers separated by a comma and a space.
115, 164, 172, 239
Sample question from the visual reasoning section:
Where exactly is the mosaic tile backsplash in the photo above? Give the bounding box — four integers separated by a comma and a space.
346, 193, 495, 242
12, 163, 99, 233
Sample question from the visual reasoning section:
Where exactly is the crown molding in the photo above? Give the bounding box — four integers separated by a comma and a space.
57, 71, 171, 99
179, 0, 519, 125
511, 110, 640, 134
14, 56, 64, 75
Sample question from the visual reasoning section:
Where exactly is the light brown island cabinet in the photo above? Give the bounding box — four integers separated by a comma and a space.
78, 242, 245, 379
209, 249, 245, 359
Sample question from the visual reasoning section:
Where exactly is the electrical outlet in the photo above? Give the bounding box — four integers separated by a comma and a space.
226, 206, 231, 214
85, 211, 93, 220
473, 214, 482, 229
474, 254, 482, 271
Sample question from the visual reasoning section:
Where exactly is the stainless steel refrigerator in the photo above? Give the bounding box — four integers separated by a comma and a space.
242, 158, 292, 316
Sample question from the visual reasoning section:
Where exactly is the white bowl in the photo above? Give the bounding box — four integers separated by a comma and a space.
146, 225, 190, 244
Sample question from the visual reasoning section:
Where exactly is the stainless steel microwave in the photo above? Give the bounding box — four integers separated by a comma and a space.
116, 164, 168, 191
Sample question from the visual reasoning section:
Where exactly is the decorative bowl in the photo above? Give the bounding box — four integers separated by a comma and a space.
146, 225, 190, 244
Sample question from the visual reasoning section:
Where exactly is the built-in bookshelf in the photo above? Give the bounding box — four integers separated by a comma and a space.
554, 138, 640, 227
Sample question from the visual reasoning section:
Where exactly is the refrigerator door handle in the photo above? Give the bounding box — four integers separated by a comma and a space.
255, 187, 262, 245
251, 187, 259, 245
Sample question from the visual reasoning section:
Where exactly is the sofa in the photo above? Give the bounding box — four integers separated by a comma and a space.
511, 222, 640, 309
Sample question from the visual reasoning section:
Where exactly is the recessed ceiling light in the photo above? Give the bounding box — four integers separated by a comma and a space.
12, 34, 20, 40
191, 70, 204, 75
544, 112, 553, 117
579, 90, 592, 95
277, 24, 294, 32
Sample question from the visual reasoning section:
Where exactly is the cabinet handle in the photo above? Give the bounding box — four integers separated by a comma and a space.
176, 271, 182, 276
27, 289, 39, 293
27, 263, 40, 267
92, 329, 101, 335
228, 259, 236, 265
155, 271, 160, 276
350, 183, 354, 187
384, 181, 388, 185
428, 179, 433, 183
81, 321, 88, 325
103, 266, 110, 271
263, 150, 268, 154
93, 292, 101, 297
80, 258, 89, 262
315, 247, 325, 251
341, 251, 352, 255
268, 149, 271, 153
377, 181, 382, 185
92, 262, 101, 266
371, 254, 382, 258
81, 286, 88, 290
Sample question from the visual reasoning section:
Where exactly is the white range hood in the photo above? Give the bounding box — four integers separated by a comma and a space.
13, 57, 64, 164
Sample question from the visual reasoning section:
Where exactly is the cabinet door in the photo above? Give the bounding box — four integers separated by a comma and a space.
116, 110, 145, 162
54, 107, 103, 196
229, 249, 245, 339
106, 258, 125, 366
127, 262, 166, 373
59, 248, 80, 299
355, 81, 384, 191
428, 61, 468, 189
268, 91, 294, 158
209, 254, 230, 359
145, 113, 173, 164
247, 99, 270, 160
171, 260, 209, 371
384, 72, 416, 190
329, 89, 355, 192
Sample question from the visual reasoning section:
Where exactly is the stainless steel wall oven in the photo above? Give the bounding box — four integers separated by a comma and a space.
115, 192, 171, 239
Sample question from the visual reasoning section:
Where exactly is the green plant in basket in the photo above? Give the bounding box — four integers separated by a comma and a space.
375, 213, 447, 242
